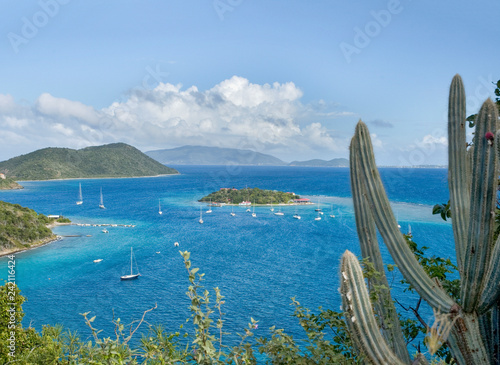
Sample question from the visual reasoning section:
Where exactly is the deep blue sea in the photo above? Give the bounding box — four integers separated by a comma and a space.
0, 165, 453, 353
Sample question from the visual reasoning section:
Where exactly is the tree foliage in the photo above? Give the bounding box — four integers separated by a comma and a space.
0, 201, 56, 251
199, 187, 300, 205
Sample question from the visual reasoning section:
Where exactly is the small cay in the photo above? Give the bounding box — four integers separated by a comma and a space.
199, 187, 302, 205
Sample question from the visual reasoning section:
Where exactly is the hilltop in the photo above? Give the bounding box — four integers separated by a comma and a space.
0, 143, 178, 181
146, 145, 286, 166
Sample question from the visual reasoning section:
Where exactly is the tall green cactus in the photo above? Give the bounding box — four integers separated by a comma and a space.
341, 74, 500, 364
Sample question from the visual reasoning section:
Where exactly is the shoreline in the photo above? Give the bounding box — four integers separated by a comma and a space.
0, 235, 62, 258
0, 221, 71, 258
15, 172, 180, 183
0, 220, 136, 259
46, 221, 72, 229
201, 202, 315, 207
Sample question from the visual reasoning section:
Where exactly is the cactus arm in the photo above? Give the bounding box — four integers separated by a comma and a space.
351, 121, 455, 311
477, 307, 500, 364
461, 99, 499, 312
449, 313, 490, 364
466, 145, 474, 196
446, 333, 467, 365
490, 303, 500, 365
340, 250, 407, 365
478, 231, 500, 313
491, 304, 500, 365
350, 138, 411, 363
448, 74, 469, 275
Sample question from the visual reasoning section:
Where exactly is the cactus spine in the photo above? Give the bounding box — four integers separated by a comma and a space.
342, 74, 499, 364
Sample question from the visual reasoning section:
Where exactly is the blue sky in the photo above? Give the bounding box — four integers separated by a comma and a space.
0, 0, 499, 165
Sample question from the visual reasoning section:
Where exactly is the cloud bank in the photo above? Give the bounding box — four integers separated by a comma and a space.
0, 76, 352, 162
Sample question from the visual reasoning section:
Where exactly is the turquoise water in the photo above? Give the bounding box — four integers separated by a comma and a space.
0, 166, 453, 348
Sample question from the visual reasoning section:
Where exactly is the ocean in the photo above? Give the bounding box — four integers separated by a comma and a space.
0, 165, 453, 352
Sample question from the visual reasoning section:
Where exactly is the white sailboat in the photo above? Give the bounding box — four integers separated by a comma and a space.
199, 206, 204, 224
120, 247, 140, 280
270, 196, 274, 212
158, 199, 163, 215
314, 202, 322, 221
230, 205, 236, 217
99, 188, 105, 209
293, 206, 301, 219
252, 202, 256, 217
206, 199, 212, 214
274, 206, 284, 216
315, 200, 322, 212
329, 204, 335, 218
76, 183, 83, 205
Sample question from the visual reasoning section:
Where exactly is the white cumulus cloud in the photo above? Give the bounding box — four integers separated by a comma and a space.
420, 134, 448, 147
0, 76, 351, 162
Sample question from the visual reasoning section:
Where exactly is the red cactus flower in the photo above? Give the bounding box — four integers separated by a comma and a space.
485, 131, 494, 140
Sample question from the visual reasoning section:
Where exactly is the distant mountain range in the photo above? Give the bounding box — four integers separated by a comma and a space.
146, 145, 349, 167
146, 146, 287, 166
0, 143, 178, 181
288, 158, 349, 167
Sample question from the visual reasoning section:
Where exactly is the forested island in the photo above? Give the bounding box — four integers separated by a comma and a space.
0, 143, 178, 182
199, 187, 301, 205
0, 201, 67, 256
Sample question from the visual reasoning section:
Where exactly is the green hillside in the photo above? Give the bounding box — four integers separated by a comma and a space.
0, 201, 56, 252
0, 143, 178, 181
0, 176, 22, 190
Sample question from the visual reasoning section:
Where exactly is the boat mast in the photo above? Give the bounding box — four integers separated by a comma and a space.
130, 247, 133, 275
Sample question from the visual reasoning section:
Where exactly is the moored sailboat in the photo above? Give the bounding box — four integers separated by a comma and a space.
99, 188, 105, 209
329, 204, 335, 218
199, 206, 204, 224
314, 203, 322, 220
120, 247, 140, 280
76, 183, 83, 205
293, 206, 301, 219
